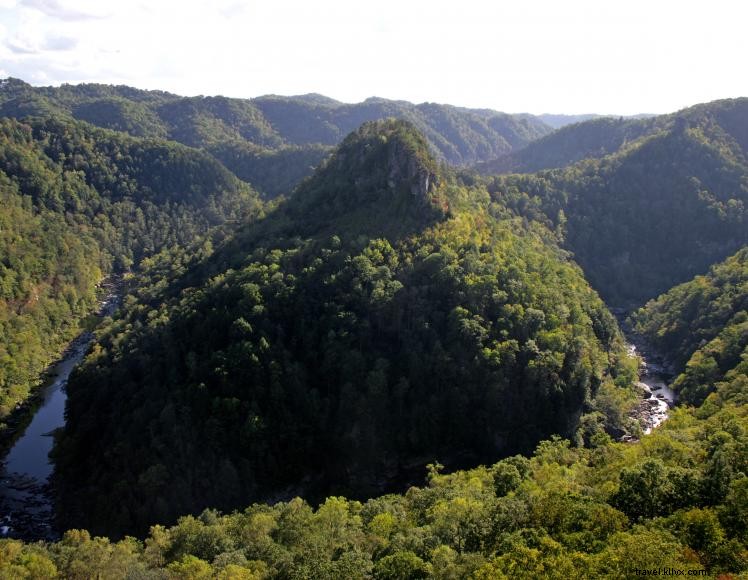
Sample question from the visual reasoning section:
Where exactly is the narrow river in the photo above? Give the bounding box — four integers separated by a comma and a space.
628, 341, 677, 434
612, 309, 677, 437
0, 285, 120, 540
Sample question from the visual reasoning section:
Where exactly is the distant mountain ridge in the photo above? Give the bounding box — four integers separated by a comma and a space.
536, 113, 655, 129
536, 113, 605, 129
485, 98, 748, 305
0, 78, 553, 170
477, 98, 748, 175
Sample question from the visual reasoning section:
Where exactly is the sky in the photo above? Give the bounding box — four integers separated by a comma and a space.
0, 0, 746, 115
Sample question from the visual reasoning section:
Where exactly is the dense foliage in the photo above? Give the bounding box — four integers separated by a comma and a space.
0, 117, 258, 266
4, 82, 748, 576
0, 116, 260, 427
53, 120, 635, 537
0, 78, 552, 176
633, 247, 748, 405
251, 96, 551, 165
478, 98, 748, 177
4, 364, 748, 578
207, 141, 332, 199
0, 177, 100, 418
7, 241, 748, 579
485, 103, 748, 305
477, 116, 659, 175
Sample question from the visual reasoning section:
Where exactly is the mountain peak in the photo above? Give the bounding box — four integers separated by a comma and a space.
292, 119, 448, 224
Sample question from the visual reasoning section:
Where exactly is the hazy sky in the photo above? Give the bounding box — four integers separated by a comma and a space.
0, 0, 746, 115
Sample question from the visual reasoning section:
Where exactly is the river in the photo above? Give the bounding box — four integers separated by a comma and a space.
610, 308, 677, 437
627, 341, 677, 434
0, 284, 120, 540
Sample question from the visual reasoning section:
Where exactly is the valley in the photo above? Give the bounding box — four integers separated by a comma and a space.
0, 79, 745, 578
0, 295, 676, 544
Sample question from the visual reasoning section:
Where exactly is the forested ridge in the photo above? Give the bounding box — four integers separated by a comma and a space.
633, 247, 748, 406
0, 174, 100, 419
483, 100, 748, 305
1, 83, 748, 578
477, 115, 659, 175
0, 78, 552, 197
0, 115, 261, 431
7, 239, 748, 579
477, 98, 747, 176
52, 120, 637, 537
4, 328, 748, 577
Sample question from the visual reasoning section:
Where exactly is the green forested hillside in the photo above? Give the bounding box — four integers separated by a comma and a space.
0, 117, 258, 265
2, 81, 747, 578
71, 97, 169, 139
485, 109, 748, 305
0, 116, 261, 428
477, 116, 659, 175
633, 247, 748, 405
0, 179, 101, 418
154, 96, 283, 149
250, 95, 551, 165
478, 98, 748, 176
52, 120, 636, 536
206, 141, 332, 199
0, 78, 552, 182
5, 238, 748, 579
4, 347, 748, 578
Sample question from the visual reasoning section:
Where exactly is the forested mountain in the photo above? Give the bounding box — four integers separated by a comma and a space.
632, 247, 748, 405
249, 95, 551, 165
205, 141, 331, 199
0, 78, 552, 197
478, 99, 747, 176
6, 318, 748, 577
483, 102, 748, 305
0, 116, 261, 428
52, 120, 636, 536
0, 175, 100, 419
477, 116, 659, 175
2, 79, 747, 577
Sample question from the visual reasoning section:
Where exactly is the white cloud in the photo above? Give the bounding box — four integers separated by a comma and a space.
42, 35, 77, 50
4, 31, 76, 54
20, 0, 108, 20
0, 0, 745, 114
6, 38, 36, 53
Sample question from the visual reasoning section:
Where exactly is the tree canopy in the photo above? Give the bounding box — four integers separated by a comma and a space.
0, 116, 261, 428
53, 120, 636, 537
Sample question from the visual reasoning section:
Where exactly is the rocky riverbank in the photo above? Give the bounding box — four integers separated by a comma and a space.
623, 337, 677, 440
611, 308, 677, 441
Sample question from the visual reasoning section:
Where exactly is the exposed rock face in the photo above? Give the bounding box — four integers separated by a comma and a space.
385, 133, 438, 202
